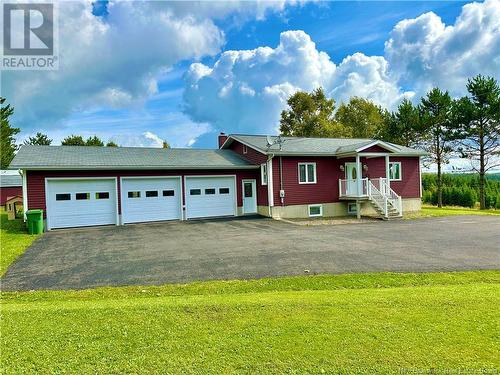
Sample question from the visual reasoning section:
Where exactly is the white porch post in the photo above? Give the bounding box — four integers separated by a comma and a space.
356, 154, 362, 196
385, 155, 390, 190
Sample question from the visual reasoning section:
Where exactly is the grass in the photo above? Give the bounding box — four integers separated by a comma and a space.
405, 205, 500, 219
0, 213, 40, 276
2, 271, 499, 374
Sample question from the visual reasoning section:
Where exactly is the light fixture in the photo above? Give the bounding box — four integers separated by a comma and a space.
363, 164, 369, 172
340, 165, 345, 172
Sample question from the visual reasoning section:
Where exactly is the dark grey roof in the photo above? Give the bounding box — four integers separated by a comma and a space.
226, 134, 426, 156
0, 173, 22, 187
9, 146, 258, 170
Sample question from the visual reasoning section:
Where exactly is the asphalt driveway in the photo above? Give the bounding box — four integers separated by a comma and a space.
2, 215, 499, 291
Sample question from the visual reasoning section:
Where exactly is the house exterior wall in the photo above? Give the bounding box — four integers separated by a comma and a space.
227, 140, 269, 206
271, 156, 343, 206
388, 157, 421, 198
362, 145, 391, 153
271, 155, 421, 207
0, 186, 22, 206
26, 169, 260, 217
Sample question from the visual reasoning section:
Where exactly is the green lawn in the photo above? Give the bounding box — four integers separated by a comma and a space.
0, 212, 40, 276
405, 205, 500, 219
2, 271, 499, 374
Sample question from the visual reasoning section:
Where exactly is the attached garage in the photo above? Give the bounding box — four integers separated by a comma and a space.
121, 177, 181, 224
185, 176, 236, 219
46, 178, 117, 230
12, 145, 259, 230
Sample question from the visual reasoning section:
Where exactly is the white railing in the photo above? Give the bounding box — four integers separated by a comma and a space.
340, 177, 402, 218
339, 178, 369, 198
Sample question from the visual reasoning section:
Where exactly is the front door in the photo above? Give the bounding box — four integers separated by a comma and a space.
345, 163, 358, 195
242, 179, 257, 214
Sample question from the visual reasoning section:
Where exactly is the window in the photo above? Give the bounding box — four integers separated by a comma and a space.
146, 190, 158, 198
205, 188, 216, 195
56, 193, 71, 201
75, 193, 90, 200
347, 203, 358, 215
163, 190, 175, 197
244, 182, 253, 198
298, 163, 316, 184
389, 162, 402, 181
96, 192, 110, 200
243, 144, 248, 154
308, 204, 323, 217
128, 191, 141, 198
219, 188, 230, 194
190, 189, 201, 195
261, 163, 268, 185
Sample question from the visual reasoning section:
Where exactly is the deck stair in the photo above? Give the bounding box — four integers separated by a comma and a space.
367, 178, 402, 220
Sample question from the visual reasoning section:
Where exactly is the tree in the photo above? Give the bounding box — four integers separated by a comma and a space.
280, 88, 344, 137
0, 97, 19, 169
162, 141, 170, 149
106, 141, 118, 147
381, 98, 422, 147
453, 75, 500, 209
85, 135, 104, 146
334, 97, 387, 139
24, 132, 52, 145
418, 88, 456, 208
61, 135, 85, 146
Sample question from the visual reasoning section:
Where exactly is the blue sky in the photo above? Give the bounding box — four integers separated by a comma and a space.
3, 0, 498, 152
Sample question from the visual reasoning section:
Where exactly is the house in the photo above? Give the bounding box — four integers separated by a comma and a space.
0, 173, 22, 208
8, 134, 426, 230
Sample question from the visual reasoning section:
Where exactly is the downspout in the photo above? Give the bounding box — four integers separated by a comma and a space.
267, 154, 274, 217
279, 156, 284, 206
20, 169, 28, 221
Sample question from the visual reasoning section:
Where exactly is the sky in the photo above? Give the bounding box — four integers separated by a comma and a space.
1, 0, 499, 160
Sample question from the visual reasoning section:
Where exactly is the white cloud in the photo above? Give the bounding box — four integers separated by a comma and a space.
183, 0, 500, 136
1, 0, 298, 133
385, 0, 500, 98
183, 30, 407, 134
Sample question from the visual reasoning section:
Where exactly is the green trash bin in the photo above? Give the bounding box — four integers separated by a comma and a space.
26, 209, 44, 235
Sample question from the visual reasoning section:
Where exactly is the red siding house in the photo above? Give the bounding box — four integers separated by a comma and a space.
9, 134, 425, 230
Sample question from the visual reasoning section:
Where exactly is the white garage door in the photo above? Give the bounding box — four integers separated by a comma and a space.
121, 177, 181, 224
185, 176, 236, 219
46, 179, 117, 229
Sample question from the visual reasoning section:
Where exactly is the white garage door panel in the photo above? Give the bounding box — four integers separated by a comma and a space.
122, 178, 181, 223
186, 177, 236, 219
47, 179, 117, 229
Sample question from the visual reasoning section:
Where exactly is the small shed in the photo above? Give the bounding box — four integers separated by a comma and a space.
5, 195, 23, 220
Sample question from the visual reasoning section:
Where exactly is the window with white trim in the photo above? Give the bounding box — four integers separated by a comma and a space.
389, 162, 402, 181
243, 144, 248, 154
308, 204, 323, 217
261, 163, 268, 185
298, 163, 316, 184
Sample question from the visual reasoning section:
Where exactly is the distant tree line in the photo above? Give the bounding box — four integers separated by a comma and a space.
422, 173, 500, 209
280, 75, 500, 210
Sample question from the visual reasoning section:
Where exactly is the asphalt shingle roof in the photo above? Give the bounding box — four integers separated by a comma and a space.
9, 146, 258, 170
228, 134, 426, 156
0, 174, 22, 187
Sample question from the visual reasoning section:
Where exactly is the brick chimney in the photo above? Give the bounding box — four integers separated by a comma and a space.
218, 132, 228, 148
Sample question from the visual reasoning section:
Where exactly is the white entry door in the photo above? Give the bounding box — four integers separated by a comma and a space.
345, 162, 358, 195
185, 176, 236, 219
242, 179, 257, 214
46, 178, 117, 229
121, 177, 181, 224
